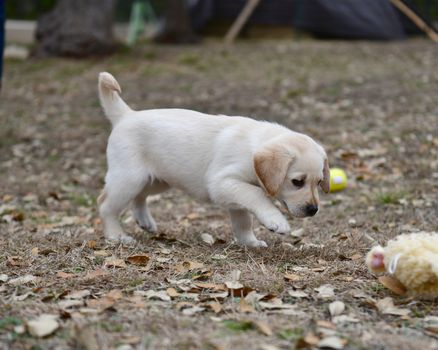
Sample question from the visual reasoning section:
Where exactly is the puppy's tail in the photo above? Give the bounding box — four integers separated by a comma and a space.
98, 72, 132, 126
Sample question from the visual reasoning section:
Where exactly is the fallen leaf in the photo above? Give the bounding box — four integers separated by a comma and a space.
127, 295, 146, 308
245, 291, 266, 304
193, 282, 227, 291
290, 228, 304, 237
0, 274, 8, 282
120, 335, 141, 345
84, 269, 108, 280
86, 297, 115, 311
58, 299, 84, 310
186, 212, 201, 220
312, 267, 326, 272
348, 253, 362, 261
254, 321, 272, 336
87, 240, 97, 249
316, 320, 337, 329
378, 276, 407, 296
126, 254, 150, 266
8, 275, 38, 285
13, 325, 25, 335
287, 290, 308, 298
77, 307, 101, 315
315, 284, 335, 299
332, 315, 359, 324
104, 257, 126, 268
212, 254, 227, 260
175, 301, 194, 310
86, 290, 122, 311
76, 326, 101, 350
107, 289, 123, 300
65, 290, 91, 299
27, 314, 59, 337
297, 333, 319, 347
175, 261, 204, 272
329, 301, 345, 317
318, 336, 347, 349
159, 247, 172, 255
14, 292, 33, 301
239, 298, 255, 313
145, 290, 171, 301
284, 273, 301, 282
57, 271, 75, 279
7, 256, 23, 267
425, 326, 438, 334
424, 316, 438, 324
351, 290, 371, 299
192, 269, 212, 280
259, 299, 300, 315
180, 292, 199, 301
166, 288, 180, 298
94, 250, 109, 257
200, 233, 215, 245
151, 233, 177, 242
376, 297, 410, 316
182, 306, 205, 315
205, 291, 229, 300
205, 301, 222, 313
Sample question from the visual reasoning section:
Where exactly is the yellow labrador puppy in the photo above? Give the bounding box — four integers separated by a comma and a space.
98, 72, 330, 247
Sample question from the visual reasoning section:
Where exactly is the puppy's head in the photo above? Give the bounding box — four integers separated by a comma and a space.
254, 133, 330, 218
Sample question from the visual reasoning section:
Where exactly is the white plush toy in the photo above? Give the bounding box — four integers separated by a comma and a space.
366, 232, 438, 298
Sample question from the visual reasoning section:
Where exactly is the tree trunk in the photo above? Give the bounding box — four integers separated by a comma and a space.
34, 0, 117, 58
154, 0, 198, 44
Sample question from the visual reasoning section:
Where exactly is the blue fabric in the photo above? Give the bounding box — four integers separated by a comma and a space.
291, 0, 406, 40
188, 0, 427, 40
0, 0, 4, 83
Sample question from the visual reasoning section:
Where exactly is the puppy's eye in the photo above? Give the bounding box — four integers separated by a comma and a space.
292, 179, 305, 188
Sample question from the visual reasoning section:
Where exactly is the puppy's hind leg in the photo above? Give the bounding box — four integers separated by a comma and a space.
132, 180, 169, 233
99, 171, 147, 244
229, 209, 267, 248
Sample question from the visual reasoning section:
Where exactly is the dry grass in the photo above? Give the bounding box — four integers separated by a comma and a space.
0, 39, 437, 350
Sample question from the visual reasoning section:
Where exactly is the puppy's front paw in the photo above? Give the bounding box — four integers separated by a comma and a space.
263, 218, 290, 235
106, 233, 136, 245
136, 219, 157, 233
238, 239, 268, 248
119, 234, 136, 245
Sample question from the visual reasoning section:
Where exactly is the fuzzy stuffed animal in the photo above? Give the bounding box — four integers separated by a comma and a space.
366, 232, 438, 298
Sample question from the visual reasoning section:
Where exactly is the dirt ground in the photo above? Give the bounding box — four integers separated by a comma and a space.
0, 39, 437, 350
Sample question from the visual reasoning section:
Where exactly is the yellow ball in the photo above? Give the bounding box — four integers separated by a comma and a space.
329, 168, 347, 192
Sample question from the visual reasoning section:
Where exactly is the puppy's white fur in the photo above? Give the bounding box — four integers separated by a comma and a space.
98, 72, 330, 247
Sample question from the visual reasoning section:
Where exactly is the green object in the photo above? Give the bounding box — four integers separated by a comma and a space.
127, 0, 157, 45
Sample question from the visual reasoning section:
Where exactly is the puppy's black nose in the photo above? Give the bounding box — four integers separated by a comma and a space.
306, 204, 318, 217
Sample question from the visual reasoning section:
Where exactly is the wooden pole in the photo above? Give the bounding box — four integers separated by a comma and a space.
224, 0, 261, 45
390, 0, 438, 43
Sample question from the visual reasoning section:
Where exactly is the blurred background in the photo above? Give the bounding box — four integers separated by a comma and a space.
0, 2, 437, 349
1, 0, 437, 211
2, 0, 438, 54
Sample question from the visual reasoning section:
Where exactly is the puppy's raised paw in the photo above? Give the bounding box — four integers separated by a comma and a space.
263, 218, 290, 235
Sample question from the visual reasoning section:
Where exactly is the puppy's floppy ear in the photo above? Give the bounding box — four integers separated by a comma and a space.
254, 145, 293, 197
320, 158, 330, 193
